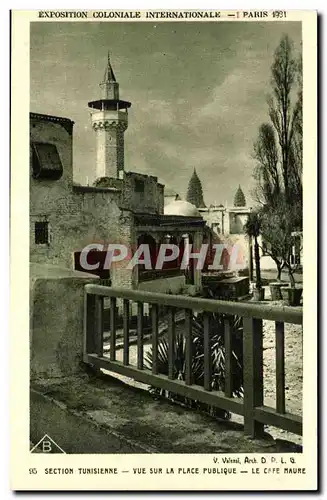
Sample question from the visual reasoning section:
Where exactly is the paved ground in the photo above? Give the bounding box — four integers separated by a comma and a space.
259, 269, 303, 284
262, 320, 302, 445
32, 375, 301, 454
104, 320, 303, 447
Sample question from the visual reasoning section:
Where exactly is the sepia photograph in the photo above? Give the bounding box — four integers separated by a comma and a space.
10, 9, 317, 491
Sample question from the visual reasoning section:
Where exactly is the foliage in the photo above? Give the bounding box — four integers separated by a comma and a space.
254, 35, 302, 211
244, 211, 261, 239
186, 169, 206, 208
145, 309, 244, 420
234, 185, 246, 207
260, 197, 300, 287
251, 34, 302, 285
268, 35, 302, 203
253, 123, 281, 207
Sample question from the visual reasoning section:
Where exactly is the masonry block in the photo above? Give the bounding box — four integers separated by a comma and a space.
30, 263, 99, 380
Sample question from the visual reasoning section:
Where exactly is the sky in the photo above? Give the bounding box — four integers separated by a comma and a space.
30, 21, 301, 206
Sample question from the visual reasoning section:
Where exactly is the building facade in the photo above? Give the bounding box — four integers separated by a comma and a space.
30, 55, 205, 295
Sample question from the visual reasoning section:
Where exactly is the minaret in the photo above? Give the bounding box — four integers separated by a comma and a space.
88, 52, 131, 179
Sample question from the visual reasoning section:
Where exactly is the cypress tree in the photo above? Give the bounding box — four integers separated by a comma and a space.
234, 185, 246, 207
186, 169, 206, 208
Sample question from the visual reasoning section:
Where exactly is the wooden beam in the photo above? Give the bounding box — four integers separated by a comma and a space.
254, 406, 302, 436
123, 300, 130, 366
109, 297, 117, 362
185, 309, 193, 385
87, 355, 244, 416
275, 321, 286, 414
168, 308, 175, 380
83, 293, 97, 362
94, 296, 104, 357
152, 304, 159, 375
85, 284, 302, 325
203, 313, 212, 391
137, 302, 144, 370
224, 316, 233, 398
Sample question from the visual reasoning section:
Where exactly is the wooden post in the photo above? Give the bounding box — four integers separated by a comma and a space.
137, 302, 144, 370
109, 297, 117, 361
275, 321, 286, 414
152, 304, 159, 374
185, 309, 193, 385
203, 313, 212, 391
168, 308, 176, 380
243, 317, 264, 437
224, 316, 233, 398
123, 300, 130, 366
83, 292, 103, 376
94, 296, 104, 357
83, 293, 97, 360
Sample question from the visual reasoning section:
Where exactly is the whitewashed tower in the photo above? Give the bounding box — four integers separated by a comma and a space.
88, 53, 131, 179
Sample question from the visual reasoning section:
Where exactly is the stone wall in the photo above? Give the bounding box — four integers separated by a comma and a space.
30, 186, 135, 288
30, 114, 135, 289
199, 207, 225, 235
122, 172, 164, 214
200, 204, 278, 273
94, 122, 126, 179
94, 126, 118, 179
137, 275, 186, 294
30, 263, 99, 379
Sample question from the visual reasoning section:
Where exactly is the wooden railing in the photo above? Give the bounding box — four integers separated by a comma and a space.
83, 285, 303, 438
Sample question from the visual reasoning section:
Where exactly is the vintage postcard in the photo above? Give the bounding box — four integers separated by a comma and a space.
10, 9, 317, 491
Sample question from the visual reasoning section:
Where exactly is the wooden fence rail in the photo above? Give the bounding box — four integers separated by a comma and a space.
83, 285, 303, 438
